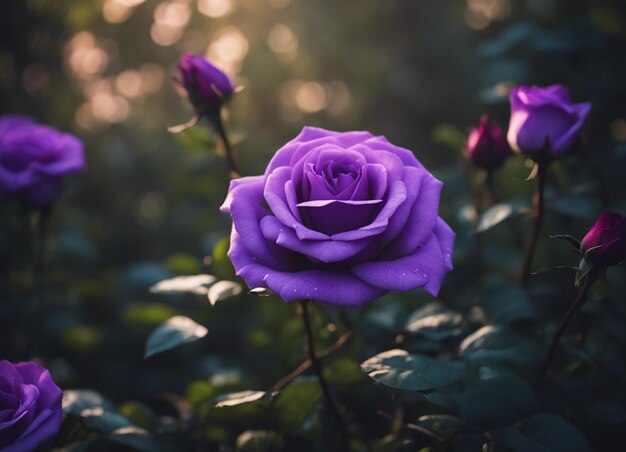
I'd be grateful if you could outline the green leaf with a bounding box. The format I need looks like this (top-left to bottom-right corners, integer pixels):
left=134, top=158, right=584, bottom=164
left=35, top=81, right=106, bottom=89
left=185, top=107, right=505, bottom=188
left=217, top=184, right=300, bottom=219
left=323, top=357, right=366, bottom=385
left=273, top=378, right=321, bottom=433
left=215, top=390, right=267, bottom=408
left=491, top=414, right=592, bottom=452
left=118, top=401, right=158, bottom=432
left=150, top=274, right=216, bottom=295
left=80, top=408, right=134, bottom=433
left=481, top=284, right=537, bottom=324
left=477, top=203, right=528, bottom=233
left=415, top=414, right=468, bottom=439
left=63, top=390, right=114, bottom=416
left=460, top=374, right=534, bottom=429
left=361, top=349, right=466, bottom=391
left=144, top=315, right=208, bottom=358
left=208, top=280, right=242, bottom=306
left=108, top=426, right=163, bottom=452
left=459, top=325, right=542, bottom=368
left=235, top=430, right=284, bottom=452
left=212, top=236, right=235, bottom=280
left=404, top=303, right=464, bottom=341
left=550, top=195, right=601, bottom=220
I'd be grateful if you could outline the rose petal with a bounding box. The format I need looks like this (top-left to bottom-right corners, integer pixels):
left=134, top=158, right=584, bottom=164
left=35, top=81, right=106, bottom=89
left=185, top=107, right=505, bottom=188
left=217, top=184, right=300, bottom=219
left=351, top=231, right=448, bottom=295
left=260, top=215, right=372, bottom=263
left=382, top=170, right=443, bottom=258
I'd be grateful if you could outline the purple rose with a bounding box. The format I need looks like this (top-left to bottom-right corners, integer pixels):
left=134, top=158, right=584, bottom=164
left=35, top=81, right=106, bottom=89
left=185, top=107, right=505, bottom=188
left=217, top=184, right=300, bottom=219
left=466, top=115, right=510, bottom=170
left=0, top=115, right=85, bottom=207
left=507, top=84, right=591, bottom=156
left=221, top=127, right=455, bottom=307
left=176, top=54, right=234, bottom=115
left=580, top=210, right=626, bottom=266
left=0, top=360, right=63, bottom=452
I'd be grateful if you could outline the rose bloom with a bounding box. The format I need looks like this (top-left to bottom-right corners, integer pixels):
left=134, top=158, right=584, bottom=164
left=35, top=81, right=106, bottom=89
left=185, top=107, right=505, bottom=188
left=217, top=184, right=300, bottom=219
left=0, top=116, right=85, bottom=207
left=507, top=84, right=591, bottom=157
left=580, top=210, right=626, bottom=266
left=0, top=360, right=63, bottom=452
left=221, top=127, right=455, bottom=307
left=176, top=54, right=234, bottom=115
left=466, top=115, right=510, bottom=170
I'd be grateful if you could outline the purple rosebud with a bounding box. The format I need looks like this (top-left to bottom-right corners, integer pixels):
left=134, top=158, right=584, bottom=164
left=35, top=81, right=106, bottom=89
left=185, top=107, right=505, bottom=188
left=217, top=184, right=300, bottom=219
left=0, top=115, right=85, bottom=207
left=0, top=360, right=63, bottom=452
left=507, top=84, right=591, bottom=157
left=221, top=127, right=455, bottom=307
left=580, top=210, right=626, bottom=266
left=176, top=54, right=234, bottom=115
left=466, top=115, right=510, bottom=170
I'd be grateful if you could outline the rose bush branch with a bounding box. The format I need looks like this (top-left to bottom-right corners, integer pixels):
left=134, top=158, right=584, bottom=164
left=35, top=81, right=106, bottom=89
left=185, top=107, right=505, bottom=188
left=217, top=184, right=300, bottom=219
left=299, top=301, right=350, bottom=446
left=518, top=155, right=547, bottom=285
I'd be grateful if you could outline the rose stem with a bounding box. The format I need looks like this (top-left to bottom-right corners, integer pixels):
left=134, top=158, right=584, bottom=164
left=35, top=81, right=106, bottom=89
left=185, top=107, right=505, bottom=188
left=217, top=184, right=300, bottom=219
left=485, top=170, right=497, bottom=207
left=518, top=157, right=547, bottom=286
left=208, top=110, right=240, bottom=179
left=31, top=208, right=49, bottom=357
left=540, top=273, right=594, bottom=376
left=299, top=300, right=349, bottom=446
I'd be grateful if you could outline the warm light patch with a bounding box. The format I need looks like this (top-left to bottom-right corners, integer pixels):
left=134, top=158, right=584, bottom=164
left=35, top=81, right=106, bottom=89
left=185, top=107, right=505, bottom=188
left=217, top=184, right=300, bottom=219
left=198, top=0, right=234, bottom=18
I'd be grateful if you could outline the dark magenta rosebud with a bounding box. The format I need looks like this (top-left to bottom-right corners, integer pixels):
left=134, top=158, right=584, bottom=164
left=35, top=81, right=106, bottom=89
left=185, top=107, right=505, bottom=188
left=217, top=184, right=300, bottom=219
left=580, top=210, right=626, bottom=266
left=176, top=54, right=234, bottom=115
left=0, top=115, right=85, bottom=207
left=507, top=84, right=591, bottom=157
left=466, top=115, right=510, bottom=170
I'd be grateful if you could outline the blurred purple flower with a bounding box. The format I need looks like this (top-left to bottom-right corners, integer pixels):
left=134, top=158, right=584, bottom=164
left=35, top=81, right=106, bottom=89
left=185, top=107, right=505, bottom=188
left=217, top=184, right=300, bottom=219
left=221, top=127, right=455, bottom=307
left=466, top=115, right=510, bottom=170
left=580, top=210, right=626, bottom=266
left=507, top=84, right=591, bottom=157
left=176, top=54, right=234, bottom=115
left=0, top=360, right=63, bottom=452
left=0, top=116, right=85, bottom=207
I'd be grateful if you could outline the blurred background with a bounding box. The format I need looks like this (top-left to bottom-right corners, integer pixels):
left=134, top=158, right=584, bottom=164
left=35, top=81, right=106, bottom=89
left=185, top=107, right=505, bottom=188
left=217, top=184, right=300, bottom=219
left=1, top=0, right=626, bottom=449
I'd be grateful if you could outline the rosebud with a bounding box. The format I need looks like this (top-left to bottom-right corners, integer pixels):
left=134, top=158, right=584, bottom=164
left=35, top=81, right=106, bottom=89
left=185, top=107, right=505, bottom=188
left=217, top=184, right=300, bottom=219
left=507, top=84, right=591, bottom=157
left=466, top=115, right=510, bottom=170
left=176, top=54, right=234, bottom=116
left=580, top=210, right=626, bottom=266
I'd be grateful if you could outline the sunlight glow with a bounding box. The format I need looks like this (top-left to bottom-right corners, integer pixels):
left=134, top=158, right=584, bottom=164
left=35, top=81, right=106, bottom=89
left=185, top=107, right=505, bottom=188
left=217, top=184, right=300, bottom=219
left=198, top=0, right=234, bottom=18
left=267, top=24, right=298, bottom=61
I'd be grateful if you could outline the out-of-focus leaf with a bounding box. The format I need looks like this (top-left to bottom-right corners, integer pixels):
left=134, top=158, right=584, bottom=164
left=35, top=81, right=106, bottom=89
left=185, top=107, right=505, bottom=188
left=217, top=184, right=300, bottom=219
left=415, top=415, right=468, bottom=439
left=249, top=287, right=274, bottom=296
left=144, top=315, right=208, bottom=358
left=423, top=386, right=462, bottom=411
left=208, top=280, right=242, bottom=306
left=119, top=401, right=158, bottom=433
left=404, top=303, right=464, bottom=341
left=215, top=390, right=267, bottom=408
left=150, top=274, right=216, bottom=295
left=431, top=124, right=466, bottom=152
left=550, top=196, right=601, bottom=220
left=460, top=374, right=534, bottom=429
left=80, top=407, right=133, bottom=433
left=491, top=414, right=592, bottom=452
left=477, top=203, right=528, bottom=233
left=123, top=303, right=178, bottom=329
left=273, top=378, right=320, bottom=433
left=361, top=349, right=466, bottom=391
left=164, top=253, right=202, bottom=274
left=235, top=430, right=284, bottom=452
left=63, top=390, right=114, bottom=416
left=212, top=236, right=235, bottom=280
left=481, top=284, right=537, bottom=324
left=108, top=426, right=163, bottom=452
left=62, top=326, right=102, bottom=352
left=323, top=357, right=366, bottom=385
left=459, top=325, right=542, bottom=368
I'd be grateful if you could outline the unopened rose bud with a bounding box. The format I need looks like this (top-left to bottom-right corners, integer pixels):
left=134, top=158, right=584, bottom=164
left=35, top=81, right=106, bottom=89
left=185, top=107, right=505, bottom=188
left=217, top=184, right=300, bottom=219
left=176, top=54, right=234, bottom=116
left=580, top=210, right=626, bottom=266
left=466, top=115, right=510, bottom=170
left=507, top=84, right=591, bottom=158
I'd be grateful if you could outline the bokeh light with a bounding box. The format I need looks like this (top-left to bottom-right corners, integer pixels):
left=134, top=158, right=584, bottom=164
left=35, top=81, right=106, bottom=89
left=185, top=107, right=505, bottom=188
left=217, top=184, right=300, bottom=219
left=197, top=0, right=234, bottom=18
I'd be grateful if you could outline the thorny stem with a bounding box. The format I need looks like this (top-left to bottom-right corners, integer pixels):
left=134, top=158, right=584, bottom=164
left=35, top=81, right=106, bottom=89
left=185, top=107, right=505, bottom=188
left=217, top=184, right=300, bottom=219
left=540, top=273, right=594, bottom=375
left=208, top=110, right=240, bottom=178
left=518, top=158, right=547, bottom=286
left=299, top=301, right=349, bottom=446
